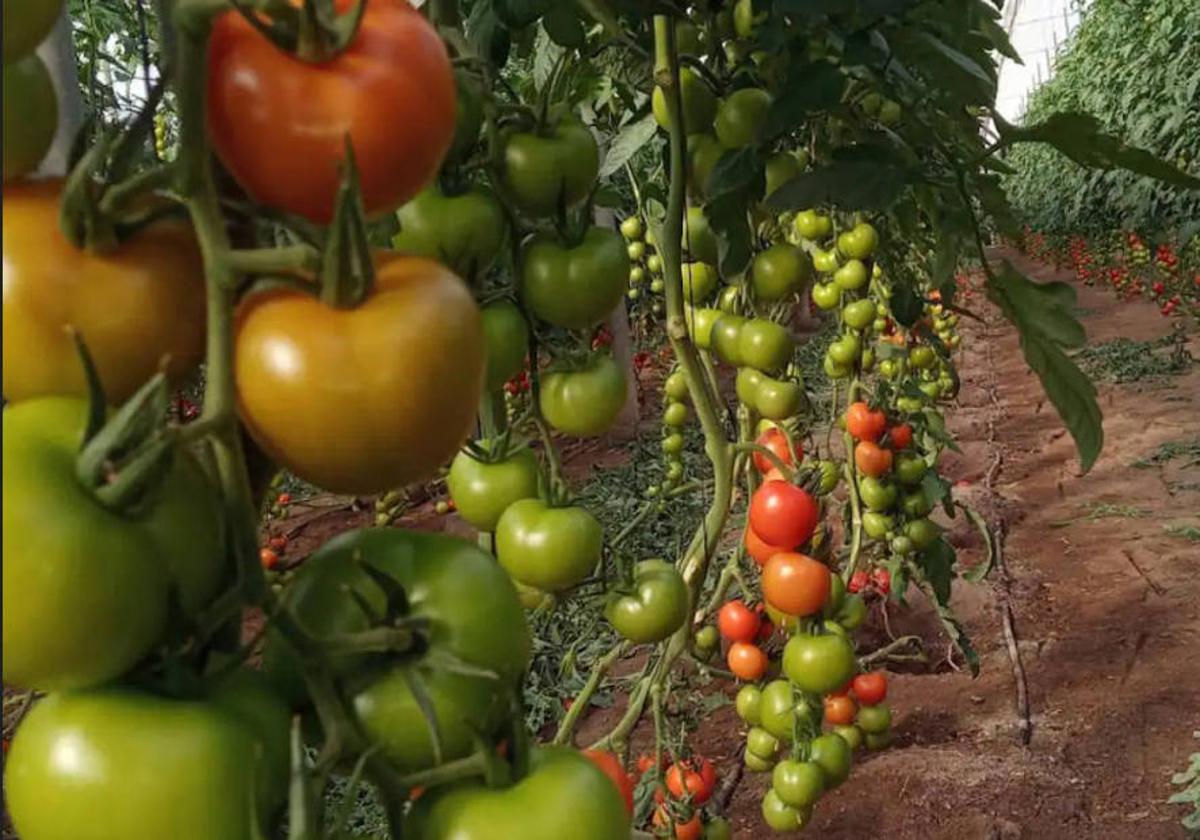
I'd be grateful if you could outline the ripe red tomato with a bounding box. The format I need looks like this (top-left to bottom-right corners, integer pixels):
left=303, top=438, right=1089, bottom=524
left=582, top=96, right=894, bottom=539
left=748, top=481, right=818, bottom=548
left=653, top=808, right=702, bottom=840
left=268, top=535, right=288, bottom=552
left=854, top=440, right=894, bottom=477
left=745, top=526, right=790, bottom=567
left=889, top=423, right=913, bottom=450
left=851, top=671, right=888, bottom=706
left=717, top=601, right=761, bottom=643
left=727, top=641, right=768, bottom=681
left=637, top=753, right=664, bottom=776
left=845, top=401, right=887, bottom=442
left=823, top=693, right=857, bottom=726
left=871, top=568, right=892, bottom=595
left=259, top=547, right=280, bottom=570
left=583, top=749, right=634, bottom=815
left=761, top=553, right=831, bottom=617
left=753, top=427, right=800, bottom=474
left=207, top=0, right=455, bottom=222
left=665, top=761, right=713, bottom=805
left=848, top=570, right=869, bottom=593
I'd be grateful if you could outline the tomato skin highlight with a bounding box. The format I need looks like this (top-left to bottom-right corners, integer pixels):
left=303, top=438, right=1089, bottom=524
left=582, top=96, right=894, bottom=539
left=235, top=255, right=483, bottom=495
left=207, top=0, right=455, bottom=222
left=6, top=680, right=289, bottom=840
left=3, top=180, right=207, bottom=404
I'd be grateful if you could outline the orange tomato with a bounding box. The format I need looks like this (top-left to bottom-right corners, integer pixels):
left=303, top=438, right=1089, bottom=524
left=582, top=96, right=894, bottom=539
left=727, top=641, right=768, bottom=681
left=207, top=0, right=456, bottom=222
left=845, top=401, right=887, bottom=442
left=745, top=526, right=791, bottom=567
left=823, top=693, right=857, bottom=725
left=854, top=440, right=894, bottom=477
left=761, top=552, right=831, bottom=617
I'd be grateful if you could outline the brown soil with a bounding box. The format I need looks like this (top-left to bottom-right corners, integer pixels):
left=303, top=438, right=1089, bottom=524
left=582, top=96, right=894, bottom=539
left=580, top=248, right=1200, bottom=840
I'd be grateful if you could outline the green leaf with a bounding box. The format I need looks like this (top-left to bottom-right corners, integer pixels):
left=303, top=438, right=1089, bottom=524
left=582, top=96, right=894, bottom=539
left=704, top=191, right=754, bottom=277
left=917, top=538, right=955, bottom=605
left=765, top=159, right=911, bottom=213
left=706, top=147, right=764, bottom=200
left=988, top=261, right=1103, bottom=473
left=763, top=63, right=845, bottom=139
left=890, top=283, right=923, bottom=327
left=599, top=114, right=657, bottom=178
left=995, top=112, right=1200, bottom=191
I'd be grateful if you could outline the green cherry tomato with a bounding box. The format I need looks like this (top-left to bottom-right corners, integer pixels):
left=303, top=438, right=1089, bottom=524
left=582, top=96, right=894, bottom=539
left=711, top=314, right=746, bottom=366
left=823, top=353, right=851, bottom=380
left=909, top=345, right=936, bottom=369
left=687, top=133, right=724, bottom=198
left=811, top=282, right=841, bottom=311
left=765, top=152, right=800, bottom=198
left=817, top=459, right=841, bottom=494
left=833, top=259, right=869, bottom=291
left=3, top=398, right=226, bottom=691
left=891, top=535, right=915, bottom=556
left=879, top=358, right=898, bottom=379
left=739, top=319, right=794, bottom=374
left=502, top=117, right=599, bottom=217
left=447, top=444, right=540, bottom=532
left=812, top=248, right=840, bottom=273
left=683, top=206, right=719, bottom=264
left=771, top=759, right=825, bottom=809
left=836, top=223, right=879, bottom=260
left=827, top=333, right=862, bottom=366
left=858, top=476, right=898, bottom=512
left=3, top=53, right=58, bottom=181
left=906, top=518, right=941, bottom=550
left=685, top=306, right=721, bottom=349
left=782, top=633, right=857, bottom=695
left=736, top=684, right=763, bottom=725
left=705, top=816, right=734, bottom=840
left=810, top=732, right=853, bottom=787
left=842, top=299, right=877, bottom=330
left=620, top=216, right=643, bottom=240
left=606, top=560, right=688, bottom=644
left=902, top=488, right=933, bottom=517
left=834, top=723, right=864, bottom=750
left=793, top=210, right=831, bottom=242
left=521, top=228, right=629, bottom=330
left=879, top=100, right=902, bottom=125
left=856, top=703, right=892, bottom=734
left=761, top=789, right=811, bottom=833
left=496, top=499, right=602, bottom=592
left=665, top=459, right=684, bottom=482
left=862, top=511, right=895, bottom=540
left=647, top=253, right=663, bottom=273
left=6, top=681, right=289, bottom=840
left=653, top=67, right=718, bottom=134
left=897, top=396, right=924, bottom=414
left=664, top=370, right=690, bottom=401
left=663, top=401, right=689, bottom=427
left=759, top=679, right=803, bottom=740
left=662, top=433, right=685, bottom=455
left=715, top=87, right=772, bottom=149
left=393, top=185, right=507, bottom=281
left=695, top=625, right=719, bottom=651
left=627, top=241, right=646, bottom=261
left=540, top=355, right=627, bottom=437
left=751, top=243, right=810, bottom=302
left=406, top=746, right=630, bottom=840
left=755, top=374, right=801, bottom=421
left=681, top=262, right=719, bottom=304
left=480, top=301, right=529, bottom=391
left=746, top=726, right=781, bottom=760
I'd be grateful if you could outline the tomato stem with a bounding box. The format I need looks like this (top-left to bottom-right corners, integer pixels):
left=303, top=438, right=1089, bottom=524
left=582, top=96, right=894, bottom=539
left=552, top=643, right=626, bottom=746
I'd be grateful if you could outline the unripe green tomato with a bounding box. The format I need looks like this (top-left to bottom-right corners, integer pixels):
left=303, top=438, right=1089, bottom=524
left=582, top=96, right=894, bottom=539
left=620, top=216, right=643, bottom=240
left=652, top=301, right=664, bottom=316
left=739, top=319, right=795, bottom=374
left=909, top=346, right=936, bottom=369
left=858, top=92, right=882, bottom=115
left=746, top=726, right=781, bottom=760
left=866, top=730, right=894, bottom=750
left=755, top=375, right=801, bottom=421
left=905, top=517, right=941, bottom=550
left=751, top=243, right=810, bottom=302
left=771, top=759, right=825, bottom=809
left=647, top=254, right=663, bottom=274
left=837, top=223, right=878, bottom=260
left=765, top=152, right=801, bottom=199
left=879, top=100, right=902, bottom=125
left=856, top=703, right=892, bottom=734
left=862, top=511, right=894, bottom=540
left=650, top=279, right=664, bottom=294
left=652, top=67, right=718, bottom=135
left=663, top=401, right=689, bottom=427
left=873, top=263, right=883, bottom=279
left=681, top=262, right=719, bottom=304
left=744, top=747, right=774, bottom=773
left=890, top=535, right=914, bottom=555
left=664, top=370, right=689, bottom=401
left=817, top=460, right=840, bottom=494
left=716, top=284, right=739, bottom=313
left=733, top=0, right=767, bottom=38
left=879, top=359, right=898, bottom=379
left=711, top=314, right=747, bottom=366
left=873, top=317, right=887, bottom=333
left=630, top=266, right=645, bottom=284
left=902, top=488, right=933, bottom=517
left=861, top=348, right=875, bottom=371
left=627, top=242, right=646, bottom=262
left=896, top=396, right=924, bottom=413
left=948, top=334, right=962, bottom=349
left=665, top=460, right=684, bottom=482
left=833, top=259, right=869, bottom=291
left=895, top=453, right=927, bottom=485
left=823, top=354, right=851, bottom=380
left=662, top=433, right=685, bottom=456
left=842, top=299, right=876, bottom=330
left=735, top=367, right=764, bottom=406
left=644, top=484, right=660, bottom=498
left=683, top=206, right=719, bottom=264
left=827, top=333, right=862, bottom=366
left=836, top=593, right=866, bottom=630
left=686, top=306, right=721, bottom=350
left=715, top=87, right=772, bottom=149
left=627, top=289, right=640, bottom=300
left=695, top=624, right=719, bottom=651
left=812, top=249, right=840, bottom=274
left=833, top=724, right=864, bottom=751
left=761, top=789, right=812, bottom=833
left=687, top=133, right=724, bottom=198
left=811, top=282, right=841, bottom=311
left=736, top=684, right=763, bottom=725
left=918, top=380, right=942, bottom=399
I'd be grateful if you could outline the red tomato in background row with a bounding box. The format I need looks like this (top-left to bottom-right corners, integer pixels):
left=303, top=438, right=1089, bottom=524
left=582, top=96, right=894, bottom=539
left=753, top=427, right=800, bottom=474
left=717, top=601, right=760, bottom=643
left=582, top=749, right=634, bottom=815
left=207, top=0, right=456, bottom=223
left=748, top=481, right=818, bottom=548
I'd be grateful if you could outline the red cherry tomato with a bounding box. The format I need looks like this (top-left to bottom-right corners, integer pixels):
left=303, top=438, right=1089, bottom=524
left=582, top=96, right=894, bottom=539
left=871, top=568, right=891, bottom=595
left=851, top=671, right=888, bottom=706
left=717, top=601, right=761, bottom=643
left=848, top=570, right=869, bottom=593
left=889, top=423, right=913, bottom=450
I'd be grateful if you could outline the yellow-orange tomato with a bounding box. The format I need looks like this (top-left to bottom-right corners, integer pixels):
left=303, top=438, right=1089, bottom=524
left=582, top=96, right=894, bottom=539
left=762, top=552, right=831, bottom=617
left=234, top=255, right=483, bottom=495
left=2, top=180, right=206, bottom=404
left=206, top=0, right=456, bottom=223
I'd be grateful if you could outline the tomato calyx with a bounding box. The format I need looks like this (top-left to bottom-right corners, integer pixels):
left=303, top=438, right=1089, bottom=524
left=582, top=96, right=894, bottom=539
left=318, top=143, right=377, bottom=309
left=226, top=0, right=367, bottom=63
